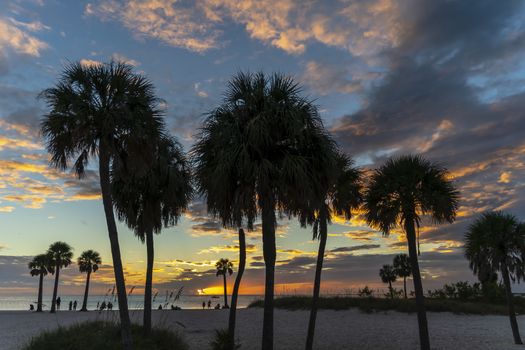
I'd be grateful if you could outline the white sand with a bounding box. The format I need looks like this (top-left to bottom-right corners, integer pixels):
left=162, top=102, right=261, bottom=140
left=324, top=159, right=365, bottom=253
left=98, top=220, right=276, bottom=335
left=2, top=308, right=524, bottom=349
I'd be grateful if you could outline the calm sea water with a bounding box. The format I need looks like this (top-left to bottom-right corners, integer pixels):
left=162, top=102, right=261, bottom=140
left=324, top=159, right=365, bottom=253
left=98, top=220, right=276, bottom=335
left=0, top=294, right=262, bottom=311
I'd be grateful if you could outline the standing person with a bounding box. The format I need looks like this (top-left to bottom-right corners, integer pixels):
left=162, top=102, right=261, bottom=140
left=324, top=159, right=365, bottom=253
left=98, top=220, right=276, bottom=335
left=108, top=302, right=113, bottom=310
left=73, top=300, right=77, bottom=310
left=207, top=300, right=211, bottom=309
left=68, top=301, right=72, bottom=310
left=202, top=301, right=205, bottom=309
left=56, top=297, right=61, bottom=310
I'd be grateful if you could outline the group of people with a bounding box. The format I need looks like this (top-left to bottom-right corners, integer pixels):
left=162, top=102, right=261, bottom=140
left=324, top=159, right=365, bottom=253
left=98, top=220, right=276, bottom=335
left=201, top=300, right=227, bottom=310
left=30, top=296, right=68, bottom=311
left=96, top=301, right=113, bottom=311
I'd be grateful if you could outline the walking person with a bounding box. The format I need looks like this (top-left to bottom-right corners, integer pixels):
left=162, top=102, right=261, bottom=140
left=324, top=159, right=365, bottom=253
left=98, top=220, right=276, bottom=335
left=68, top=301, right=72, bottom=311
left=73, top=300, right=77, bottom=310
left=202, top=301, right=205, bottom=309
left=56, top=297, right=61, bottom=310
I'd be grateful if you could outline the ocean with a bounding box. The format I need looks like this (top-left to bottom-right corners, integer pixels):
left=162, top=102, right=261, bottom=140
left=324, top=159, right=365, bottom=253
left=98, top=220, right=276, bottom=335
left=0, top=294, right=262, bottom=311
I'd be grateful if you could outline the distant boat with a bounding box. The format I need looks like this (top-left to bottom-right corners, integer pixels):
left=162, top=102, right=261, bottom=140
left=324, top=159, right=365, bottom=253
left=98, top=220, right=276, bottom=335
left=211, top=296, right=220, bottom=299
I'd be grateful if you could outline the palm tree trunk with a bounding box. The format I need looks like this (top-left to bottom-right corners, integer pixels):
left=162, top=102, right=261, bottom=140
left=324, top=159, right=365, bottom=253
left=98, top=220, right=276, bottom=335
left=229, top=228, right=246, bottom=344
left=50, top=265, right=59, bottom=313
left=223, top=273, right=228, bottom=307
left=37, top=273, right=44, bottom=312
left=502, top=262, right=523, bottom=344
left=80, top=270, right=91, bottom=311
left=405, top=219, right=430, bottom=350
left=261, top=198, right=276, bottom=350
left=403, top=277, right=407, bottom=299
left=99, top=142, right=133, bottom=350
left=144, top=230, right=154, bottom=334
left=305, top=208, right=328, bottom=350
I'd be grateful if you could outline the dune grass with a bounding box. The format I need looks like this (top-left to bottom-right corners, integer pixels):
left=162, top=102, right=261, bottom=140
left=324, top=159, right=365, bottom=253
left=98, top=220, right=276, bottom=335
left=23, top=321, right=188, bottom=350
left=248, top=296, right=525, bottom=315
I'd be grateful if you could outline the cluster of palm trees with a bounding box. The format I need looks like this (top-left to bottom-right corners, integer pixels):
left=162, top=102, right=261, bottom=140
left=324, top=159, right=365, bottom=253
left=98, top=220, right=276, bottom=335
left=28, top=242, right=101, bottom=313
left=379, top=253, right=412, bottom=299
left=40, top=60, right=464, bottom=350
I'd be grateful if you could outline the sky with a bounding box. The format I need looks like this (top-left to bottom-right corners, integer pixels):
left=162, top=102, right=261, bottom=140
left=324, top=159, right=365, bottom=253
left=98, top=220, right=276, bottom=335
left=0, top=0, right=525, bottom=297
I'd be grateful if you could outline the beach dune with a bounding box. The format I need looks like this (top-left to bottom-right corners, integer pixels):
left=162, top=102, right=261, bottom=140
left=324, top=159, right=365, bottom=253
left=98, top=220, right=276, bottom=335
left=2, top=309, right=523, bottom=350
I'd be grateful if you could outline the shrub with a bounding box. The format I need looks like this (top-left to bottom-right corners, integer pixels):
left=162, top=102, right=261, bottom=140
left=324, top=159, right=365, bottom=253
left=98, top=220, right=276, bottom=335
left=23, top=321, right=188, bottom=350
left=210, top=329, right=240, bottom=350
left=357, top=286, right=374, bottom=297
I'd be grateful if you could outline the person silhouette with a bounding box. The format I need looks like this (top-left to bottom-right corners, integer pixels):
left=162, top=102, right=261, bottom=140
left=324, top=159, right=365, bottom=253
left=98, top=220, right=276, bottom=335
left=68, top=301, right=72, bottom=310
left=56, top=297, right=61, bottom=310
left=202, top=301, right=206, bottom=309
left=100, top=301, right=106, bottom=311
left=158, top=304, right=162, bottom=310
left=214, top=303, right=220, bottom=309
left=96, top=301, right=100, bottom=309
left=207, top=300, right=211, bottom=309
left=29, top=304, right=34, bottom=311
left=108, top=302, right=113, bottom=310
left=73, top=300, right=77, bottom=310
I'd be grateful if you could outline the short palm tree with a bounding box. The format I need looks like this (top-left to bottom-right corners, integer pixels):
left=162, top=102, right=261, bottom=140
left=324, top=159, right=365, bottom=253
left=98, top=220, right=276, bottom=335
left=465, top=211, right=525, bottom=344
left=363, top=155, right=459, bottom=350
left=192, top=71, right=336, bottom=350
left=379, top=264, right=397, bottom=298
left=28, top=254, right=54, bottom=312
left=77, top=250, right=101, bottom=312
left=393, top=253, right=411, bottom=299
left=47, top=241, right=73, bottom=313
left=303, top=153, right=362, bottom=350
left=216, top=258, right=234, bottom=308
left=112, top=135, right=192, bottom=334
left=40, top=61, right=165, bottom=349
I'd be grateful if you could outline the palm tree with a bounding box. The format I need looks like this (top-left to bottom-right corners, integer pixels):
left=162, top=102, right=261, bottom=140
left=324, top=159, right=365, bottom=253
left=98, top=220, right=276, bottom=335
left=40, top=61, right=165, bottom=349
left=379, top=264, right=397, bottom=298
left=77, top=250, right=101, bottom=312
left=47, top=241, right=73, bottom=313
left=229, top=229, right=246, bottom=344
left=216, top=258, right=234, bottom=308
left=28, top=254, right=54, bottom=312
left=303, top=153, right=362, bottom=350
left=112, top=135, right=192, bottom=334
left=363, top=155, right=459, bottom=350
left=393, top=253, right=411, bottom=299
left=192, top=71, right=336, bottom=350
left=465, top=211, right=525, bottom=344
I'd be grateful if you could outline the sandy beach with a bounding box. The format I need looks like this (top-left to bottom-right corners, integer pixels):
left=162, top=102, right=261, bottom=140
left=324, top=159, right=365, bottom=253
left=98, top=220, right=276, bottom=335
left=2, top=308, right=524, bottom=350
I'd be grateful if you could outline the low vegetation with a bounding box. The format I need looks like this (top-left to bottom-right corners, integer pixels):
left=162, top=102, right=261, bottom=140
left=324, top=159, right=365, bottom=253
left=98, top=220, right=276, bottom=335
left=248, top=294, right=525, bottom=315
left=23, top=321, right=188, bottom=350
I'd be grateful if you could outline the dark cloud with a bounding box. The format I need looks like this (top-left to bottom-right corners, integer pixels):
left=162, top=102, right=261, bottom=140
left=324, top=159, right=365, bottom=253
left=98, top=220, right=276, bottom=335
left=330, top=244, right=380, bottom=253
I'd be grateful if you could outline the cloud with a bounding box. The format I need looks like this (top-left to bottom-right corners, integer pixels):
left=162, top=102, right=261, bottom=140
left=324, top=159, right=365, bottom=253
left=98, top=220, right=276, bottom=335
left=80, top=59, right=103, bottom=67
left=0, top=17, right=48, bottom=57
left=111, top=53, right=140, bottom=66
left=330, top=244, right=381, bottom=253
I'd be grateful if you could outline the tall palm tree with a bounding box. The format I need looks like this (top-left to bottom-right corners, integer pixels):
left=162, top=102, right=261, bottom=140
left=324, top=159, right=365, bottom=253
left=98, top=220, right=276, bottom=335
left=363, top=155, right=459, bottom=350
left=379, top=264, right=397, bottom=298
left=465, top=211, right=525, bottom=344
left=47, top=241, right=73, bottom=313
left=40, top=61, right=165, bottom=349
left=229, top=229, right=246, bottom=344
left=28, top=254, right=54, bottom=312
left=192, top=71, right=336, bottom=350
left=77, top=250, right=101, bottom=312
left=112, top=135, right=192, bottom=334
left=393, top=253, right=411, bottom=299
left=303, top=153, right=362, bottom=350
left=216, top=258, right=233, bottom=308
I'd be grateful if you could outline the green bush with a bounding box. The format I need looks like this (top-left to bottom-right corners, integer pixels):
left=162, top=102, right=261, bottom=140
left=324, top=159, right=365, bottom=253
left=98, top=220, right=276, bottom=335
left=210, top=329, right=241, bottom=350
left=23, top=321, right=188, bottom=350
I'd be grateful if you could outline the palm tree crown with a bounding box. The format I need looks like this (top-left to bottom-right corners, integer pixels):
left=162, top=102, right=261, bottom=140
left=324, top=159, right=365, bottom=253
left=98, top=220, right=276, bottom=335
left=379, top=264, right=397, bottom=284
left=112, top=135, right=192, bottom=239
left=394, top=254, right=411, bottom=278
left=192, top=71, right=337, bottom=228
left=29, top=254, right=54, bottom=277
left=78, top=250, right=101, bottom=274
left=47, top=242, right=73, bottom=269
left=216, top=258, right=234, bottom=277
left=364, top=155, right=459, bottom=235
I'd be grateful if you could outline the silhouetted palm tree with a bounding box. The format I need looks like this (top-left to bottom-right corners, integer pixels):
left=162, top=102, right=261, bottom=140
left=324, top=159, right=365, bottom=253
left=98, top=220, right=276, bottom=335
left=364, top=155, right=459, bottom=350
left=393, top=253, right=411, bottom=299
left=379, top=264, right=397, bottom=298
left=40, top=61, right=165, bottom=349
left=192, top=71, right=336, bottom=350
left=47, top=241, right=73, bottom=313
left=229, top=228, right=246, bottom=344
left=465, top=211, right=525, bottom=345
left=216, top=258, right=233, bottom=308
left=112, top=135, right=192, bottom=334
left=28, top=254, right=54, bottom=312
left=77, top=250, right=101, bottom=312
left=303, top=153, right=362, bottom=350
